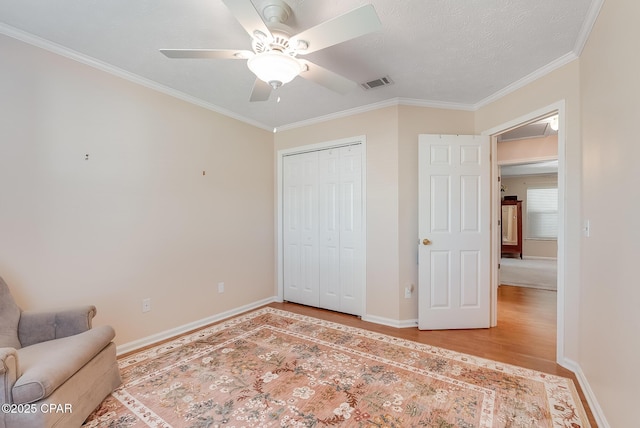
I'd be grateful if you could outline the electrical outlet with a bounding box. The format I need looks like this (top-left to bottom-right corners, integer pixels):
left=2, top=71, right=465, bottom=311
left=142, top=298, right=151, bottom=313
left=217, top=282, right=225, bottom=293
left=404, top=284, right=414, bottom=299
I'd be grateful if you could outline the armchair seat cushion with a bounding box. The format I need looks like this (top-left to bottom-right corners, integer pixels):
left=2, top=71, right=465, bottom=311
left=12, top=325, right=115, bottom=404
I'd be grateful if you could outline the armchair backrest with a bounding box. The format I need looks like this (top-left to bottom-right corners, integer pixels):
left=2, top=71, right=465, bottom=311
left=0, top=276, right=22, bottom=349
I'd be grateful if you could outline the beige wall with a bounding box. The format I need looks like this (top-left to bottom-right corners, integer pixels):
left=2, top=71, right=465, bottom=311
left=501, top=175, right=558, bottom=259
left=579, top=0, right=640, bottom=425
left=0, top=35, right=275, bottom=346
left=475, top=60, right=582, bottom=362
left=275, top=106, right=402, bottom=321
left=275, top=105, right=474, bottom=322
left=497, top=134, right=558, bottom=163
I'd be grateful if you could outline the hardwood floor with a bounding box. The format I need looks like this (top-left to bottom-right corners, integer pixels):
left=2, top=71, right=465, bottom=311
left=269, top=285, right=597, bottom=427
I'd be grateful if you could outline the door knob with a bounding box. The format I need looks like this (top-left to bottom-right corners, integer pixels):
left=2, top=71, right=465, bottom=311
left=422, top=238, right=431, bottom=245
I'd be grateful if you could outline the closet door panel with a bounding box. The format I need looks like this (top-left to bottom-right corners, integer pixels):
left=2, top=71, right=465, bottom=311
left=283, top=152, right=319, bottom=307
left=284, top=144, right=363, bottom=316
left=338, top=145, right=363, bottom=315
left=319, top=149, right=341, bottom=311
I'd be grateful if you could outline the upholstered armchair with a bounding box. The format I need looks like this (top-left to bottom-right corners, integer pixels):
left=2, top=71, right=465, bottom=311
left=0, top=276, right=121, bottom=428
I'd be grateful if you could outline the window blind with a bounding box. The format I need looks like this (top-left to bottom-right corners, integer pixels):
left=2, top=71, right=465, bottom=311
left=526, top=187, right=558, bottom=239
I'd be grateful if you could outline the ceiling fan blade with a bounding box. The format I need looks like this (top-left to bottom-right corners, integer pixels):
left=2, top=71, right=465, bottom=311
left=291, top=4, right=382, bottom=54
left=249, top=79, right=272, bottom=102
left=160, top=49, right=253, bottom=59
left=299, top=60, right=357, bottom=95
left=221, top=0, right=272, bottom=40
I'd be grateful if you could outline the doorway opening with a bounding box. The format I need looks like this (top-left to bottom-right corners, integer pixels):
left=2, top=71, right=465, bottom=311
left=485, top=101, right=566, bottom=363
left=499, top=162, right=558, bottom=291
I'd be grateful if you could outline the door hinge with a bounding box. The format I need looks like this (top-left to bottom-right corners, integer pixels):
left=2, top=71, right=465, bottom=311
left=498, top=176, right=501, bottom=182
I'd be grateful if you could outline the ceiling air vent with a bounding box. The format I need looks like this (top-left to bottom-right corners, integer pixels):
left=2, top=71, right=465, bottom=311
left=360, top=76, right=394, bottom=90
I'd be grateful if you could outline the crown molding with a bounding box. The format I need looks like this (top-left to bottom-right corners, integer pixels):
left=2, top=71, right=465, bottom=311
left=473, top=0, right=603, bottom=110
left=3, top=5, right=600, bottom=133
left=573, top=0, right=605, bottom=56
left=277, top=97, right=475, bottom=132
left=396, top=97, right=475, bottom=111
left=473, top=51, right=579, bottom=109
left=276, top=98, right=398, bottom=132
left=0, top=23, right=272, bottom=132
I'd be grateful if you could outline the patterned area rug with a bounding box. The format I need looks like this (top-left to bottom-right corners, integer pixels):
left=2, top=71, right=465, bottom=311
left=84, top=308, right=589, bottom=427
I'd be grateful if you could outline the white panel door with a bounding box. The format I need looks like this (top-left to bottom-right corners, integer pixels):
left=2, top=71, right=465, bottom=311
left=337, top=145, right=363, bottom=316
left=283, top=151, right=319, bottom=307
left=318, top=148, right=341, bottom=311
left=418, top=134, right=490, bottom=329
left=284, top=144, right=363, bottom=316
left=318, top=145, right=363, bottom=315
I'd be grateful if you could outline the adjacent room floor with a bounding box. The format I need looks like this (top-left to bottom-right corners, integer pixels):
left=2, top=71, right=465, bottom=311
left=500, top=257, right=557, bottom=290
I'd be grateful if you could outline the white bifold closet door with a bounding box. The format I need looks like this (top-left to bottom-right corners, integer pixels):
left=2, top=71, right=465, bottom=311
left=283, top=144, right=363, bottom=316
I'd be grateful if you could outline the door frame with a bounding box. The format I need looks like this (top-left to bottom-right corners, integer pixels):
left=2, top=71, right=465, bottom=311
left=482, top=100, right=566, bottom=363
left=276, top=135, right=367, bottom=316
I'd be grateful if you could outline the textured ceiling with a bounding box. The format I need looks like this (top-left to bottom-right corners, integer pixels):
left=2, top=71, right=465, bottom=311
left=0, top=0, right=599, bottom=129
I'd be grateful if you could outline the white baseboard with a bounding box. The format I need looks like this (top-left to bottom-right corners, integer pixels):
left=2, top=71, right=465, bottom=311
left=522, top=256, right=557, bottom=260
left=361, top=314, right=418, bottom=329
left=116, top=296, right=277, bottom=356
left=116, top=300, right=606, bottom=427
left=561, top=357, right=610, bottom=428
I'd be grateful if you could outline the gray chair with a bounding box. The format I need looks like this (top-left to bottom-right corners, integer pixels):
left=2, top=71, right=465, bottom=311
left=0, top=276, right=121, bottom=427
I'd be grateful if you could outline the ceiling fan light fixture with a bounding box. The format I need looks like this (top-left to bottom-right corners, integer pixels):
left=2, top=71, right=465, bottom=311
left=247, top=51, right=304, bottom=89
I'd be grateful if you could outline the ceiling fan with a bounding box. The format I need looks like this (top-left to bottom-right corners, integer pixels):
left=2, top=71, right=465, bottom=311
left=160, top=0, right=382, bottom=101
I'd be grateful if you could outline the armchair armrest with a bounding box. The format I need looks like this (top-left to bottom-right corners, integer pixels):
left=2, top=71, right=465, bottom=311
left=1, top=347, right=19, bottom=403
left=18, top=306, right=96, bottom=347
